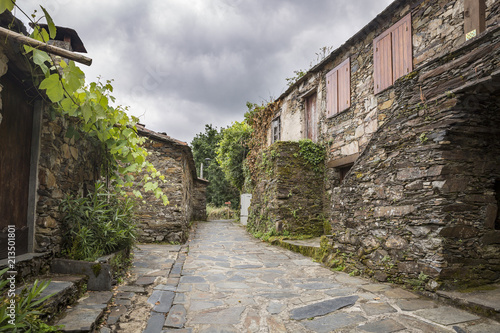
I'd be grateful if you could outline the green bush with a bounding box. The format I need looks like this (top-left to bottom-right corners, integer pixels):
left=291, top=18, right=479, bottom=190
left=0, top=268, right=61, bottom=332
left=60, top=183, right=136, bottom=261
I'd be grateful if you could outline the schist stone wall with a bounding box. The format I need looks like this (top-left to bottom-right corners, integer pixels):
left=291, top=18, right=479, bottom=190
left=134, top=127, right=207, bottom=244
left=36, top=112, right=101, bottom=253
left=248, top=142, right=324, bottom=236
left=254, top=0, right=500, bottom=290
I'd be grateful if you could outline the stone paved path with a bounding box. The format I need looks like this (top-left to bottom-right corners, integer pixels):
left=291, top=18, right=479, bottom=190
left=102, top=220, right=500, bottom=332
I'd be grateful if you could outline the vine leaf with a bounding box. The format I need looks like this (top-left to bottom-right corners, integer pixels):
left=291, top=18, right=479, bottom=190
left=40, top=5, right=56, bottom=39
left=32, top=49, right=51, bottom=74
left=39, top=73, right=64, bottom=102
left=0, top=0, right=15, bottom=14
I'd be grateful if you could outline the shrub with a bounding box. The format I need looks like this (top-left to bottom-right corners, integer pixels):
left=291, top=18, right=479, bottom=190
left=59, top=182, right=136, bottom=261
left=206, top=205, right=237, bottom=220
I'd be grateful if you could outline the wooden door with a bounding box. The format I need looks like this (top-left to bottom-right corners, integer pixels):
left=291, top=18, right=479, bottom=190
left=0, top=74, right=33, bottom=259
left=305, top=93, right=317, bottom=141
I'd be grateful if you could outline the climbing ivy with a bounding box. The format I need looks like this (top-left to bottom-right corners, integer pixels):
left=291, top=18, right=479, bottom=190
left=2, top=2, right=168, bottom=204
left=297, top=139, right=326, bottom=173
left=244, top=100, right=281, bottom=185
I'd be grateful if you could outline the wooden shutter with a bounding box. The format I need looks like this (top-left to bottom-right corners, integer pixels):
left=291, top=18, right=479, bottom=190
left=326, top=58, right=350, bottom=117
left=392, top=13, right=412, bottom=82
left=326, top=69, right=338, bottom=116
left=305, top=93, right=317, bottom=141
left=374, top=13, right=412, bottom=94
left=374, top=33, right=393, bottom=94
left=337, top=59, right=350, bottom=112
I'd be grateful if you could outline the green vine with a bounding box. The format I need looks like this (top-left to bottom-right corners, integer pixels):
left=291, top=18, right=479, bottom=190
left=1, top=2, right=168, bottom=204
left=297, top=139, right=326, bottom=173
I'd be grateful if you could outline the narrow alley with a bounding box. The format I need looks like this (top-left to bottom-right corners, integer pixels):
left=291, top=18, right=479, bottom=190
left=101, top=221, right=500, bottom=333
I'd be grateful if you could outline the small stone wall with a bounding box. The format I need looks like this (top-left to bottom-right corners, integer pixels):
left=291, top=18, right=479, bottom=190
left=248, top=141, right=324, bottom=236
left=36, top=112, right=101, bottom=253
left=134, top=128, right=207, bottom=243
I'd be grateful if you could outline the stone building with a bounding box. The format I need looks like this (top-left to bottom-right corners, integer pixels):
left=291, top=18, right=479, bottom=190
left=250, top=0, right=500, bottom=290
left=134, top=125, right=207, bottom=243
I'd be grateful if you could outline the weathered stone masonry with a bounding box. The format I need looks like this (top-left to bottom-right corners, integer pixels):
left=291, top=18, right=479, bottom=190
left=251, top=0, right=500, bottom=290
left=134, top=126, right=207, bottom=244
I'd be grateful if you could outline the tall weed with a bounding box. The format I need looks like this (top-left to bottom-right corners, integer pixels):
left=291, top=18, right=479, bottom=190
left=60, top=183, right=136, bottom=261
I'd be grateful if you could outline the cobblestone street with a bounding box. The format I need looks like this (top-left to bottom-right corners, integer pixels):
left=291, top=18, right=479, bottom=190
left=103, top=220, right=500, bottom=332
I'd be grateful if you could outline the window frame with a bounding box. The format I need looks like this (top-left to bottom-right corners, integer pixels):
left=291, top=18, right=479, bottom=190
left=373, top=13, right=412, bottom=94
left=326, top=58, right=351, bottom=118
left=271, top=116, right=281, bottom=144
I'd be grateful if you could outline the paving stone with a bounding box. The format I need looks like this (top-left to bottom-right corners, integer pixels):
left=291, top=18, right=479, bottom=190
left=147, top=290, right=175, bottom=313
left=384, top=288, right=419, bottom=299
left=115, top=291, right=134, bottom=299
left=462, top=321, right=500, bottom=333
left=296, top=282, right=341, bottom=290
left=233, top=264, right=262, bottom=269
left=173, top=292, right=186, bottom=304
left=190, top=300, right=224, bottom=311
left=215, top=282, right=250, bottom=289
left=398, top=315, right=450, bottom=333
left=302, top=312, right=366, bottom=333
left=267, top=301, right=285, bottom=314
left=99, top=327, right=111, bottom=333
left=190, top=306, right=245, bottom=325
left=105, top=305, right=126, bottom=325
left=334, top=273, right=369, bottom=285
left=360, top=284, right=392, bottom=293
left=197, top=326, right=238, bottom=333
left=165, top=304, right=187, bottom=328
left=396, top=299, right=437, bottom=311
left=114, top=298, right=131, bottom=306
left=258, top=292, right=299, bottom=299
left=162, top=329, right=192, bottom=333
left=415, top=306, right=480, bottom=325
left=361, top=302, right=398, bottom=316
left=146, top=269, right=170, bottom=276
left=291, top=259, right=318, bottom=266
left=155, top=284, right=177, bottom=291
left=325, top=287, right=357, bottom=297
left=79, top=291, right=113, bottom=305
left=358, top=318, right=406, bottom=332
left=117, top=285, right=145, bottom=293
left=227, top=275, right=246, bottom=282
left=180, top=276, right=206, bottom=283
left=144, top=311, right=165, bottom=333
left=135, top=276, right=157, bottom=286
left=289, top=295, right=359, bottom=320
left=57, top=307, right=104, bottom=332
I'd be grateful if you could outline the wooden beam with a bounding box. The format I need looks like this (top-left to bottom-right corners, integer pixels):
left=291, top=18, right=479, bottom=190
left=464, top=0, right=486, bottom=41
left=0, top=26, right=92, bottom=66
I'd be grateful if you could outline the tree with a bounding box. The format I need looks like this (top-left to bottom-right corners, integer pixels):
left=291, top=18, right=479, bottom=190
left=191, top=125, right=239, bottom=208
left=216, top=121, right=251, bottom=192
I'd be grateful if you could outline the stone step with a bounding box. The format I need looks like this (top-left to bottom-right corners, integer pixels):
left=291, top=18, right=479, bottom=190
left=274, top=237, right=323, bottom=259
left=16, top=274, right=87, bottom=323
left=436, top=284, right=500, bottom=321
left=55, top=290, right=113, bottom=333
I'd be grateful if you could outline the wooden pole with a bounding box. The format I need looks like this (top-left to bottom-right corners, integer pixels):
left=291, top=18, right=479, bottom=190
left=0, top=26, right=92, bottom=66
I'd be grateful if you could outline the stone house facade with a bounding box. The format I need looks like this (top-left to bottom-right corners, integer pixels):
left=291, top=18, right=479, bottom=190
left=251, top=0, right=500, bottom=289
left=134, top=125, right=207, bottom=244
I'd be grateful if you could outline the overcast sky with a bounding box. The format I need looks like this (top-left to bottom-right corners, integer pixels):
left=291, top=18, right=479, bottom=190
left=17, top=0, right=393, bottom=143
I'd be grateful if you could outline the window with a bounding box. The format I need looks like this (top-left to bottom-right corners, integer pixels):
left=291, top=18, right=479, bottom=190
left=339, top=163, right=353, bottom=183
left=326, top=58, right=350, bottom=117
left=373, top=13, right=412, bottom=94
left=464, top=0, right=486, bottom=41
left=271, top=116, right=281, bottom=144
left=305, top=93, right=317, bottom=141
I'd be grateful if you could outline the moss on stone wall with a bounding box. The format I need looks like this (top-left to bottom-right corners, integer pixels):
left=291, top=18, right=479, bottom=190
left=248, top=141, right=325, bottom=237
